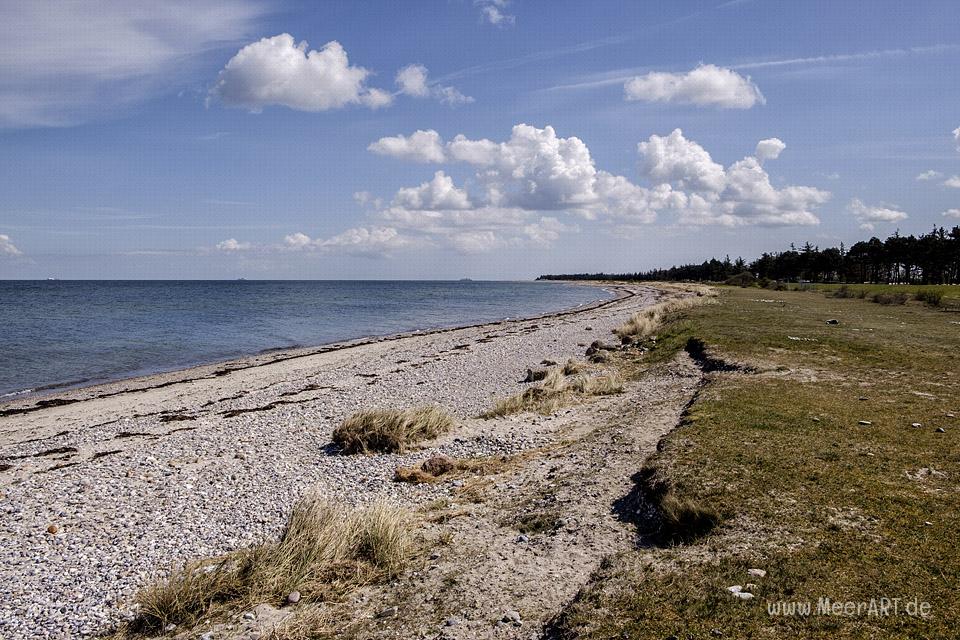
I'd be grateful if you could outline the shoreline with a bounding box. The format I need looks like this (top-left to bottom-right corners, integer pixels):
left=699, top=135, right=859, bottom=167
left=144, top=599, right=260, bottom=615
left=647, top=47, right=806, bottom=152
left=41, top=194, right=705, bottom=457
left=0, top=282, right=663, bottom=637
left=0, top=282, right=626, bottom=414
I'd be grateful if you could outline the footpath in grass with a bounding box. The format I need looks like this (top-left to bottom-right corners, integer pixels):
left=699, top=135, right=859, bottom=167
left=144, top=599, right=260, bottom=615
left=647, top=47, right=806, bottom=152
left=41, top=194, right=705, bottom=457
left=554, top=286, right=959, bottom=639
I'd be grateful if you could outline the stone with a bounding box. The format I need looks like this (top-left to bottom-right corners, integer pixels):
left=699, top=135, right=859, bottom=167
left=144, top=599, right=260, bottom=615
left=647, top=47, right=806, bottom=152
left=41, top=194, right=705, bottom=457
left=747, top=568, right=766, bottom=578
left=200, top=633, right=215, bottom=640
left=286, top=591, right=301, bottom=604
left=502, top=610, right=522, bottom=625
left=826, top=319, right=840, bottom=325
left=243, top=611, right=256, bottom=620
left=445, top=617, right=460, bottom=626
left=733, top=591, right=755, bottom=600
left=726, top=585, right=743, bottom=593
left=911, top=423, right=922, bottom=428
left=935, top=427, right=946, bottom=433
left=163, top=623, right=177, bottom=632
left=811, top=417, right=821, bottom=422
left=947, top=413, right=956, bottom=418
left=377, top=606, right=398, bottom=619
left=46, top=524, right=59, bottom=535
left=516, top=534, right=529, bottom=543
left=858, top=420, right=872, bottom=425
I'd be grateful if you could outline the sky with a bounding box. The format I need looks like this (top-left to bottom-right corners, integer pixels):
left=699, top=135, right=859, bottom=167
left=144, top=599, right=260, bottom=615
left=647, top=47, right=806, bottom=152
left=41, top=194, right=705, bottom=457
left=1, top=0, right=959, bottom=280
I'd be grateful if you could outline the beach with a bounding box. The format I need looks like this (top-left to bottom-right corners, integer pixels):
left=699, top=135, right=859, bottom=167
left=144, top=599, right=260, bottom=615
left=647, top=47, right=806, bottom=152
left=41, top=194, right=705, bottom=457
left=0, top=283, right=704, bottom=638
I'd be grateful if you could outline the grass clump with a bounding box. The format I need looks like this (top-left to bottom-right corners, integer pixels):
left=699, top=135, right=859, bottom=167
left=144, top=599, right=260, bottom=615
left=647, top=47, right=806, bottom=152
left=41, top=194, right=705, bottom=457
left=481, top=366, right=623, bottom=418
left=870, top=291, right=909, bottom=305
left=913, top=288, right=943, bottom=306
left=333, top=405, right=454, bottom=454
left=123, top=497, right=413, bottom=636
left=395, top=453, right=523, bottom=484
left=614, top=293, right=712, bottom=341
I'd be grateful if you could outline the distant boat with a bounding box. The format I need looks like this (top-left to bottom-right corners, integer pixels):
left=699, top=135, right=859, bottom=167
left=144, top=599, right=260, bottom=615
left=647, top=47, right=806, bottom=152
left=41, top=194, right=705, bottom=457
left=459, top=278, right=474, bottom=282
left=46, top=277, right=57, bottom=281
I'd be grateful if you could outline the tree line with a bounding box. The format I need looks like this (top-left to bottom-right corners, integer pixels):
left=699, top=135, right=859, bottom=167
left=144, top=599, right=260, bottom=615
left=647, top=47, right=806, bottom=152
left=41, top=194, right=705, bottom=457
left=538, top=226, right=960, bottom=285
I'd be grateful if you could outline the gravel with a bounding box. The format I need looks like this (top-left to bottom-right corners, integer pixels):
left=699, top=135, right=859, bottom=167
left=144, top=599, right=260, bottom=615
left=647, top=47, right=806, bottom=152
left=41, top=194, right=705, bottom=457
left=0, top=285, right=657, bottom=638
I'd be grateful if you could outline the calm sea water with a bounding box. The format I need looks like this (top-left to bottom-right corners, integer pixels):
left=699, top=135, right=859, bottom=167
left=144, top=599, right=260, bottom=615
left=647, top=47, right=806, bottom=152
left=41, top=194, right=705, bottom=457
left=0, top=280, right=612, bottom=398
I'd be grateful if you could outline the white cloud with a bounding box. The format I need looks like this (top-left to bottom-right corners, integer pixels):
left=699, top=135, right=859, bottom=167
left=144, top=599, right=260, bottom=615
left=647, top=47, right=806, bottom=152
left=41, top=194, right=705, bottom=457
left=451, top=231, right=502, bottom=253
left=0, top=0, right=263, bottom=128
left=393, top=171, right=472, bottom=210
left=639, top=129, right=727, bottom=193
left=953, top=126, right=960, bottom=150
left=367, top=124, right=827, bottom=236
left=847, top=199, right=908, bottom=229
left=476, top=0, right=516, bottom=26
left=368, top=130, right=446, bottom=163
left=283, top=232, right=312, bottom=248
left=916, top=170, right=942, bottom=180
left=624, top=64, right=764, bottom=109
left=210, top=34, right=392, bottom=112
left=394, top=64, right=473, bottom=106
left=944, top=176, right=960, bottom=188
left=943, top=208, right=960, bottom=219
left=283, top=228, right=408, bottom=257
left=0, top=234, right=23, bottom=256
left=637, top=128, right=828, bottom=227
left=216, top=238, right=251, bottom=251
left=755, top=138, right=786, bottom=162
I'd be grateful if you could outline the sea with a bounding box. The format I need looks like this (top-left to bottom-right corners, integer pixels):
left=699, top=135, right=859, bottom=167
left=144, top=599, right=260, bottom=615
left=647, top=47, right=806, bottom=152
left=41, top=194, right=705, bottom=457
left=0, top=280, right=612, bottom=399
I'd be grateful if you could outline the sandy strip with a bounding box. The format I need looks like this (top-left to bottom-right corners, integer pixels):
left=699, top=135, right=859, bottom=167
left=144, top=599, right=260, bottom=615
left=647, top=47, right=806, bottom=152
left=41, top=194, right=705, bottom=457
left=0, top=284, right=659, bottom=638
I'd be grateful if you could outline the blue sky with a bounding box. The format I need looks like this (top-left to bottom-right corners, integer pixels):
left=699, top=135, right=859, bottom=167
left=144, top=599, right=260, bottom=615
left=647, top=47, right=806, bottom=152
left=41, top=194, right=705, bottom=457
left=1, top=0, right=959, bottom=279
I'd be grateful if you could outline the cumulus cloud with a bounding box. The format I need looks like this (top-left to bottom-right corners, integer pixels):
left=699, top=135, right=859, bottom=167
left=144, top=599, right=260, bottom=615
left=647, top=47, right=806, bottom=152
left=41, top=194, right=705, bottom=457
left=624, top=64, right=764, bottom=109
left=216, top=238, right=251, bottom=251
left=0, top=234, right=22, bottom=256
left=944, top=176, right=960, bottom=188
left=476, top=0, right=516, bottom=26
left=954, top=126, right=960, bottom=150
left=0, top=0, right=263, bottom=128
left=395, top=64, right=473, bottom=106
left=283, top=227, right=408, bottom=257
left=368, top=130, right=447, bottom=163
left=755, top=138, right=786, bottom=162
left=365, top=124, right=827, bottom=245
left=209, top=34, right=392, bottom=112
left=393, top=171, right=472, bottom=210
left=916, top=170, right=942, bottom=180
left=943, top=208, right=960, bottom=219
left=847, top=199, right=908, bottom=231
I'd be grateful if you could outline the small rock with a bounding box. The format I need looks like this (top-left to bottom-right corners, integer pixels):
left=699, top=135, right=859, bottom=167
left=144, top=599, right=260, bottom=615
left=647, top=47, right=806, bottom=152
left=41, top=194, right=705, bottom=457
left=747, top=568, right=766, bottom=578
left=501, top=610, right=522, bottom=626
left=924, top=521, right=933, bottom=526
left=516, top=534, right=529, bottom=543
left=911, top=423, right=922, bottom=428
left=46, top=524, right=58, bottom=535
left=711, top=629, right=724, bottom=637
left=287, top=591, right=301, bottom=604
left=947, top=413, right=955, bottom=418
left=935, top=427, right=946, bottom=433
left=200, top=633, right=215, bottom=640
left=445, top=617, right=460, bottom=627
left=733, top=591, right=755, bottom=600
left=826, top=319, right=840, bottom=325
left=243, top=611, right=256, bottom=620
left=163, top=623, right=177, bottom=632
left=726, top=585, right=743, bottom=593
left=811, top=417, right=821, bottom=423
left=858, top=396, right=868, bottom=401
left=858, top=420, right=872, bottom=426
left=377, top=606, right=398, bottom=619
left=429, top=552, right=440, bottom=560
left=584, top=326, right=593, bottom=331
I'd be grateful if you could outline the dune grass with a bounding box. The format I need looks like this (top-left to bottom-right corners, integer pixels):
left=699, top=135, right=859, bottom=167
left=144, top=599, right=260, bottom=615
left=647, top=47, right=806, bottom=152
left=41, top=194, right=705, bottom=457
left=613, top=292, right=714, bottom=341
left=480, top=364, right=623, bottom=418
left=120, top=497, right=413, bottom=637
left=332, top=405, right=454, bottom=454
left=551, top=285, right=960, bottom=639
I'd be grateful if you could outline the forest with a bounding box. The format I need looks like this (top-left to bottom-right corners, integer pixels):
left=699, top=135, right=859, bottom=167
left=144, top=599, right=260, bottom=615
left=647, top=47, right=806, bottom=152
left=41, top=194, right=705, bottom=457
left=539, top=226, right=960, bottom=285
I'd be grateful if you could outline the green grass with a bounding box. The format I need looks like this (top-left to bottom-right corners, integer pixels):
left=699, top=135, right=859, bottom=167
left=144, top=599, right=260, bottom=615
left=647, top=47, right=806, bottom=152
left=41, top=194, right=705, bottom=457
left=554, top=286, right=959, bottom=639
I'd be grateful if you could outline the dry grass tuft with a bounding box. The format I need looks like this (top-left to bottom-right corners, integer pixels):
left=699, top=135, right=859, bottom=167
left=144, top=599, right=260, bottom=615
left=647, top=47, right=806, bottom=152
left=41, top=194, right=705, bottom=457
left=614, top=294, right=711, bottom=341
left=481, top=365, right=623, bottom=418
left=333, top=406, right=454, bottom=454
left=122, top=497, right=413, bottom=636
left=394, top=454, right=517, bottom=484
left=562, top=358, right=583, bottom=375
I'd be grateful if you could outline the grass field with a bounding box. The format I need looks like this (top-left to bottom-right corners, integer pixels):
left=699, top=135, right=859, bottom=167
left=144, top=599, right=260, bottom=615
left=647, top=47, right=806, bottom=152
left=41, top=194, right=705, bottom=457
left=554, top=285, right=959, bottom=639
